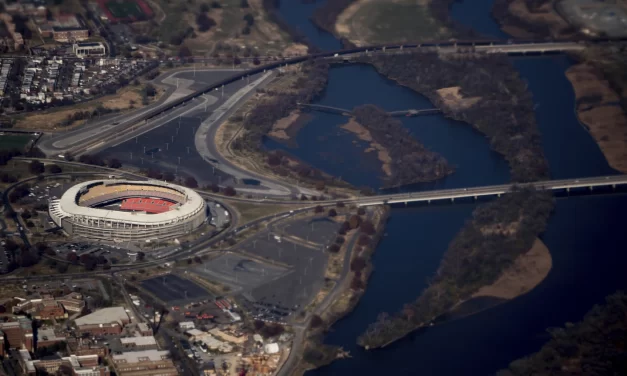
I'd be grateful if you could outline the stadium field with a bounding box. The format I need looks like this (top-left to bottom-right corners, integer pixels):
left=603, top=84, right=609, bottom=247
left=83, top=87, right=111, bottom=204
left=99, top=0, right=153, bottom=22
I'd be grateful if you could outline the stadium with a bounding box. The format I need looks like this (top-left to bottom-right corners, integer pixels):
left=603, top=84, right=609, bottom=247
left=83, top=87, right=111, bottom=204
left=49, top=179, right=207, bottom=242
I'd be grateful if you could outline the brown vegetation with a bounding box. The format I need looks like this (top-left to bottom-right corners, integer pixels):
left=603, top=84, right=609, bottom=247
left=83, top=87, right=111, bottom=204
left=351, top=105, right=453, bottom=187
left=360, top=52, right=549, bottom=183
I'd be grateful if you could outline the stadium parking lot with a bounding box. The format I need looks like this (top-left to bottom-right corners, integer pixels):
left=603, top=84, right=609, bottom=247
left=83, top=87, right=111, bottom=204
left=140, top=274, right=212, bottom=305
left=220, top=216, right=341, bottom=322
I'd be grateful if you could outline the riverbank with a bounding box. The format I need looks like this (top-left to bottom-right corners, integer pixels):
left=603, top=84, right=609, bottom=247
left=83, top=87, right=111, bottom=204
left=564, top=63, right=627, bottom=174
left=291, top=205, right=390, bottom=375
left=213, top=61, right=360, bottom=197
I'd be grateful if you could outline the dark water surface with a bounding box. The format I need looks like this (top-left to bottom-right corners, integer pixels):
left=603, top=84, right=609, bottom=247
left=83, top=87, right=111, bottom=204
left=277, top=0, right=341, bottom=51
left=309, top=194, right=627, bottom=376
left=450, top=0, right=510, bottom=39
left=264, top=64, right=511, bottom=190
left=271, top=1, right=627, bottom=375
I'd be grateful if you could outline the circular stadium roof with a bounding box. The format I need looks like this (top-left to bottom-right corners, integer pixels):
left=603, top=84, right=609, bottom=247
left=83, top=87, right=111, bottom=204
left=56, top=179, right=205, bottom=225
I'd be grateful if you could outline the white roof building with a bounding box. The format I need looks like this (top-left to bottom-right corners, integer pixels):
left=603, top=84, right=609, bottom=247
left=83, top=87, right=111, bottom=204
left=75, top=306, right=129, bottom=327
left=264, top=343, right=280, bottom=354
left=179, top=321, right=195, bottom=330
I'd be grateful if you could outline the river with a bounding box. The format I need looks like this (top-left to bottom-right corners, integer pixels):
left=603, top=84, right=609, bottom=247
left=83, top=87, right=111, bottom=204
left=272, top=1, right=626, bottom=375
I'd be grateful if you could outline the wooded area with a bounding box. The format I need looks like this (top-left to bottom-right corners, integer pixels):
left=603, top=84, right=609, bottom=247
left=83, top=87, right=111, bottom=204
left=358, top=188, right=555, bottom=348
left=352, top=104, right=453, bottom=187
left=361, top=52, right=550, bottom=183
left=498, top=291, right=627, bottom=376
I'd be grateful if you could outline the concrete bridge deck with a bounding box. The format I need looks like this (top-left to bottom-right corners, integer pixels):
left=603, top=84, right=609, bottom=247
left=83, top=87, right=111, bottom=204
left=354, top=175, right=627, bottom=206
left=297, top=103, right=442, bottom=117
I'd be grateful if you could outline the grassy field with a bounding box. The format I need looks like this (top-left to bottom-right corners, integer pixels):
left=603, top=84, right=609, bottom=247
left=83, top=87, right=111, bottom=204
left=227, top=201, right=299, bottom=224
left=152, top=0, right=293, bottom=57
left=107, top=0, right=148, bottom=18
left=0, top=133, right=35, bottom=151
left=338, top=0, right=451, bottom=45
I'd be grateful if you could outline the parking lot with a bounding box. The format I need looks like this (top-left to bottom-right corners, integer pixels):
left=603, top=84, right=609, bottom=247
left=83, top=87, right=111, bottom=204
left=192, top=253, right=290, bottom=295
left=141, top=274, right=212, bottom=304
left=223, top=216, right=340, bottom=323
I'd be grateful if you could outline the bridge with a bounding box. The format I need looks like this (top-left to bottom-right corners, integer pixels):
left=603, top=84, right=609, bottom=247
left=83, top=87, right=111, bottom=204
left=297, top=103, right=442, bottom=117
left=61, top=37, right=624, bottom=157
left=351, top=175, right=627, bottom=206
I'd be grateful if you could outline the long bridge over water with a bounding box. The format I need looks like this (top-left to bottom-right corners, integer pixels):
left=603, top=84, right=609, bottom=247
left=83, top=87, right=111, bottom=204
left=297, top=103, right=442, bottom=117
left=351, top=175, right=627, bottom=206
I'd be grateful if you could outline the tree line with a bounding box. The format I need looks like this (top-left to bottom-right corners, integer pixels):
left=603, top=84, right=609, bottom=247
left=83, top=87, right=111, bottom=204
left=498, top=291, right=627, bottom=376
left=352, top=104, right=453, bottom=187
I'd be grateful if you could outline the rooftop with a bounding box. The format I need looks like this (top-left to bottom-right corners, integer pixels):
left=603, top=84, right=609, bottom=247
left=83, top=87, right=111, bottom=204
left=120, top=336, right=157, bottom=346
left=112, top=349, right=170, bottom=364
left=75, top=307, right=129, bottom=327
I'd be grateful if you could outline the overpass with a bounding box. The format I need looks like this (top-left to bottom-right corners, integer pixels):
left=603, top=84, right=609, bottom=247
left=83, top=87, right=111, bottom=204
left=352, top=175, right=627, bottom=206
left=297, top=103, right=442, bottom=117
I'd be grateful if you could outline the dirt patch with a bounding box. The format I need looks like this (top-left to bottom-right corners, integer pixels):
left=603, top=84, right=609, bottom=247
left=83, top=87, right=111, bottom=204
left=472, top=238, right=551, bottom=300
left=267, top=110, right=311, bottom=140
left=566, top=63, right=627, bottom=174
left=436, top=86, right=481, bottom=110
left=340, top=118, right=392, bottom=176
left=283, top=43, right=309, bottom=57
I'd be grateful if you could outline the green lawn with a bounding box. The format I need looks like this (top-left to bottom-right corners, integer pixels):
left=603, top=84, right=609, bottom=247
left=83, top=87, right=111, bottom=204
left=0, top=133, right=34, bottom=151
left=352, top=2, right=451, bottom=44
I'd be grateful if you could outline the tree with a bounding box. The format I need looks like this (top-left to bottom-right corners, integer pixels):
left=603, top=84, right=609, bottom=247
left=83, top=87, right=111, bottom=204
left=357, top=234, right=370, bottom=247
left=223, top=186, right=236, bottom=196
left=66, top=252, right=78, bottom=264
left=350, top=257, right=367, bottom=273
left=357, top=207, right=366, bottom=215
left=29, top=160, right=44, bottom=174
left=184, top=176, right=198, bottom=188
left=252, top=57, right=261, bottom=65
left=199, top=2, right=210, bottom=12
left=242, top=26, right=251, bottom=35
left=243, top=13, right=254, bottom=26
left=310, top=314, right=324, bottom=329
left=314, top=205, right=324, bottom=213
left=137, top=251, right=145, bottom=261
left=210, top=183, right=220, bottom=193
left=328, top=208, right=337, bottom=217
left=336, top=202, right=345, bottom=208
left=240, top=0, right=249, bottom=8
left=328, top=244, right=340, bottom=253
left=360, top=220, right=376, bottom=235
left=348, top=215, right=361, bottom=229
left=335, top=236, right=345, bottom=244
left=211, top=1, right=222, bottom=8
left=196, top=13, right=216, bottom=32
left=108, top=158, right=122, bottom=168
left=144, top=83, right=157, bottom=97
left=267, top=154, right=281, bottom=166
left=46, top=164, right=62, bottom=174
